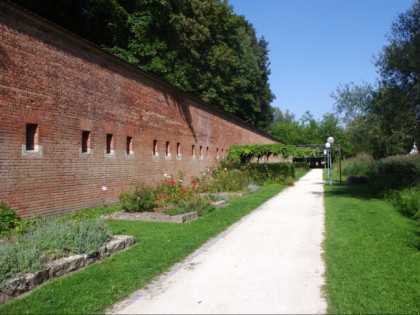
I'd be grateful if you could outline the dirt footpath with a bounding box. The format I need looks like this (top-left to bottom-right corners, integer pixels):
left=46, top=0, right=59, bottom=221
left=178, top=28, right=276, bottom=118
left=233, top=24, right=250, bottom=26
left=110, top=169, right=327, bottom=314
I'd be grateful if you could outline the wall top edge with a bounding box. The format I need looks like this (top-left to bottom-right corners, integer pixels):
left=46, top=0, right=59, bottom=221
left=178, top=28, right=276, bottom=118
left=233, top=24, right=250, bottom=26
left=1, top=0, right=279, bottom=143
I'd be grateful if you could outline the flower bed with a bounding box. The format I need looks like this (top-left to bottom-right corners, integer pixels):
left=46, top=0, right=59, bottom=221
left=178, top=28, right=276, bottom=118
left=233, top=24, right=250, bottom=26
left=0, top=235, right=134, bottom=305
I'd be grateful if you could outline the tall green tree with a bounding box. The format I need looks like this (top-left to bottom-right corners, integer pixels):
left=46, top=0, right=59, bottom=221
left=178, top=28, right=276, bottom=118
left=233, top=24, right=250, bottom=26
left=269, top=109, right=350, bottom=155
left=13, top=0, right=275, bottom=128
left=331, top=1, right=419, bottom=158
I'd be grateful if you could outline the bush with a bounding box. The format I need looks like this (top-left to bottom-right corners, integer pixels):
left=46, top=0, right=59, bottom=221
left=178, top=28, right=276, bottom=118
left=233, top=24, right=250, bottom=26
left=119, top=174, right=214, bottom=215
left=195, top=161, right=253, bottom=193
left=246, top=163, right=295, bottom=185
left=341, top=152, right=377, bottom=177
left=119, top=183, right=156, bottom=212
left=0, top=202, right=21, bottom=237
left=372, top=155, right=420, bottom=191
left=0, top=218, right=111, bottom=286
left=387, top=186, right=420, bottom=220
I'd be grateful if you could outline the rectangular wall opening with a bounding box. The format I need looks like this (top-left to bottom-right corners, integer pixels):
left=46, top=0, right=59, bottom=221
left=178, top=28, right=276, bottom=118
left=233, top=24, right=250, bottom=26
left=82, top=130, right=90, bottom=153
left=165, top=141, right=170, bottom=157
left=176, top=142, right=181, bottom=157
left=106, top=134, right=113, bottom=154
left=153, top=140, right=158, bottom=156
left=126, top=136, right=133, bottom=155
left=26, top=123, right=38, bottom=151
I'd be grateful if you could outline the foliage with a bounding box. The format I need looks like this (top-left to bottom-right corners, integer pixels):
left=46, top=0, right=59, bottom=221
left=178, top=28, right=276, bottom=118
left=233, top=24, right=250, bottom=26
left=193, top=163, right=253, bottom=193
left=118, top=174, right=213, bottom=215
left=0, top=218, right=111, bottom=286
left=268, top=109, right=353, bottom=157
left=371, top=155, right=420, bottom=192
left=154, top=174, right=213, bottom=215
left=387, top=186, right=420, bottom=220
left=13, top=0, right=275, bottom=129
left=331, top=1, right=420, bottom=158
left=246, top=163, right=295, bottom=185
left=227, top=143, right=318, bottom=164
left=0, top=203, right=20, bottom=238
left=340, top=152, right=377, bottom=177
left=119, top=183, right=156, bottom=212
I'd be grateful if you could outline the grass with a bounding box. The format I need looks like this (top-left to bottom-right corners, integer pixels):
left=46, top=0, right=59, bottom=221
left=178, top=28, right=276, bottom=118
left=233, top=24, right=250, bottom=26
left=0, top=184, right=287, bottom=314
left=295, top=168, right=309, bottom=180
left=324, top=183, right=420, bottom=314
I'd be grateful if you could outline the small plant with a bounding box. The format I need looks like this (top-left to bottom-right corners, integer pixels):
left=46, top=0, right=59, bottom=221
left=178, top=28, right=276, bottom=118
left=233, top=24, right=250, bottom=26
left=284, top=176, right=295, bottom=186
left=0, top=218, right=111, bottom=286
left=0, top=202, right=21, bottom=238
left=119, top=183, right=156, bottom=212
left=155, top=173, right=212, bottom=215
left=194, top=161, right=253, bottom=193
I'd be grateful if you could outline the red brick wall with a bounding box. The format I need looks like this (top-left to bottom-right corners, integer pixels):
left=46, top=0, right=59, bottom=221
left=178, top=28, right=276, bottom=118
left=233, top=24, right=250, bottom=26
left=0, top=2, right=277, bottom=218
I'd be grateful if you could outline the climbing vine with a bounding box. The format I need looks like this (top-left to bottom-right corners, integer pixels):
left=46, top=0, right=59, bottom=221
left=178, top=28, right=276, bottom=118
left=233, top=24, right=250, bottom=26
left=227, top=144, right=318, bottom=164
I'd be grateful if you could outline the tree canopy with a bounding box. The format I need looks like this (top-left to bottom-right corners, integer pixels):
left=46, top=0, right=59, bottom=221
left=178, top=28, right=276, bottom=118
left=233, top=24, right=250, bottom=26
left=12, top=0, right=275, bottom=129
left=268, top=108, right=352, bottom=157
left=331, top=0, right=419, bottom=159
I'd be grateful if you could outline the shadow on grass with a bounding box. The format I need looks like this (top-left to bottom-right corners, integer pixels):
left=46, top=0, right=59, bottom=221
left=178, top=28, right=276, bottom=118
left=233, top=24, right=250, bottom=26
left=324, top=183, right=380, bottom=201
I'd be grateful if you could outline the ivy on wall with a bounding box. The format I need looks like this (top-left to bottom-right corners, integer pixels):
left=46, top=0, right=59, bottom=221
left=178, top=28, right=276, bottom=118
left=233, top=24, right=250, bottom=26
left=227, top=144, right=318, bottom=164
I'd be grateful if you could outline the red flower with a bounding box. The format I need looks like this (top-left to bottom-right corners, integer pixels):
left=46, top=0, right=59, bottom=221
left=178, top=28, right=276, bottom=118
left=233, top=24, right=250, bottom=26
left=202, top=186, right=206, bottom=190
left=166, top=179, right=175, bottom=185
left=181, top=187, right=187, bottom=192
left=191, top=181, right=197, bottom=185
left=162, top=194, right=167, bottom=199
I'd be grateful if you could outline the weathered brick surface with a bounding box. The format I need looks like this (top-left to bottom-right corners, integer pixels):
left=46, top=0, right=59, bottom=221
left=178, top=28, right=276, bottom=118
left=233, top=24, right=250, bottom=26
left=0, top=2, right=277, bottom=218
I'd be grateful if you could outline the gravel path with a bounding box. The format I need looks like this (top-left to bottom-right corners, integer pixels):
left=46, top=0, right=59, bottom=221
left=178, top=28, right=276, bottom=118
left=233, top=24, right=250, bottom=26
left=110, top=169, right=327, bottom=314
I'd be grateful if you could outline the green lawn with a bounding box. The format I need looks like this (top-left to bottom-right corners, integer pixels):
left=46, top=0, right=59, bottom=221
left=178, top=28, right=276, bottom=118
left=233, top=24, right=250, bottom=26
left=0, top=184, right=286, bottom=314
left=324, top=184, right=420, bottom=314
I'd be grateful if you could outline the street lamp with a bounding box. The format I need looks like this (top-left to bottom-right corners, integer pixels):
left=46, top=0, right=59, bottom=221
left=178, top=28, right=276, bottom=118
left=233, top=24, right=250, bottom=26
left=326, top=137, right=334, bottom=185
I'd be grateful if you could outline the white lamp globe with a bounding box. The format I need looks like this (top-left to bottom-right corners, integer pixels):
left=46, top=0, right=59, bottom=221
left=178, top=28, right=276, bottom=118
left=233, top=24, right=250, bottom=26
left=325, top=142, right=330, bottom=149
left=327, top=137, right=335, bottom=144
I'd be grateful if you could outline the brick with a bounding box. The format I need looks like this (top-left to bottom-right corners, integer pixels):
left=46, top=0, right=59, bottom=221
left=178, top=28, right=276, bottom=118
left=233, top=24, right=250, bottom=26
left=0, top=2, right=277, bottom=218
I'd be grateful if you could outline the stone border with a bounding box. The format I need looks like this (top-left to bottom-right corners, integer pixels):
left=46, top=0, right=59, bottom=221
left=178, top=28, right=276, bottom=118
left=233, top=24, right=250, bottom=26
left=101, top=200, right=228, bottom=224
left=0, top=235, right=134, bottom=305
left=102, top=211, right=198, bottom=223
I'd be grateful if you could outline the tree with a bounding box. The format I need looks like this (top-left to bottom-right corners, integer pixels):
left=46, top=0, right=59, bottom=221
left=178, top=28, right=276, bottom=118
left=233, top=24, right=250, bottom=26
left=12, top=0, right=275, bottom=129
left=268, top=109, right=350, bottom=155
left=331, top=1, right=420, bottom=158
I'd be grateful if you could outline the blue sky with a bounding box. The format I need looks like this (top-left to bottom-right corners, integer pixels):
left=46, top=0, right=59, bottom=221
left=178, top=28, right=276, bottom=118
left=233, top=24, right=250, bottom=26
left=228, top=0, right=415, bottom=121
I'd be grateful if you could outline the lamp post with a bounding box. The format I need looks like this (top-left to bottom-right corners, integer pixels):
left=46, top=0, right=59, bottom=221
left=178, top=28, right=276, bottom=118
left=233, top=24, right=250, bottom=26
left=325, top=142, right=330, bottom=182
left=326, top=137, right=334, bottom=185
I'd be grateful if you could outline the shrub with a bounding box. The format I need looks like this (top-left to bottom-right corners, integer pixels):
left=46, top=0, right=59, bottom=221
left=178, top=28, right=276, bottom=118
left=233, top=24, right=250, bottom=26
left=119, top=183, right=156, bottom=212
left=0, top=202, right=20, bottom=237
left=387, top=187, right=420, bottom=220
left=0, top=218, right=111, bottom=286
left=246, top=163, right=295, bottom=185
left=371, top=155, right=420, bottom=192
left=194, top=161, right=253, bottom=193
left=119, top=173, right=214, bottom=215
left=341, top=152, right=377, bottom=177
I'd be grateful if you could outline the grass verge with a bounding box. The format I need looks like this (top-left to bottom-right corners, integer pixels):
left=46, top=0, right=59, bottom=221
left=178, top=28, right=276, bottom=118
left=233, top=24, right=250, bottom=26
left=324, top=184, right=420, bottom=314
left=0, top=184, right=286, bottom=314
